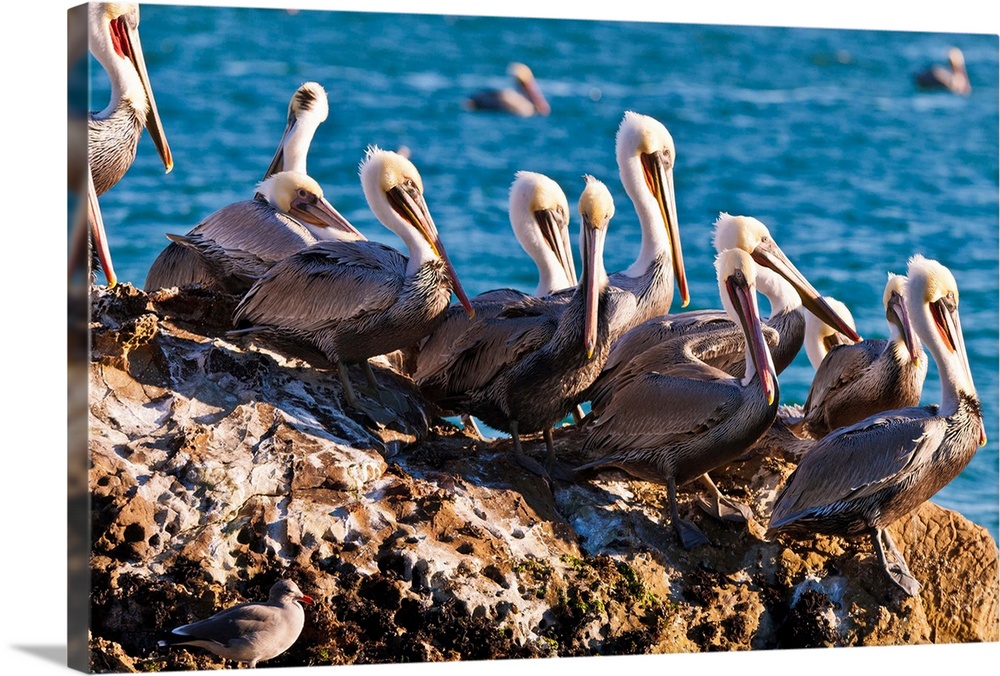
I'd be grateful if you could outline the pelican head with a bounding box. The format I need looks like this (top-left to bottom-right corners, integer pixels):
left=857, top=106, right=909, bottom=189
left=713, top=213, right=861, bottom=343
left=716, top=248, right=777, bottom=404
left=509, top=171, right=576, bottom=295
left=616, top=111, right=689, bottom=306
left=884, top=273, right=920, bottom=363
left=264, top=82, right=330, bottom=178
left=578, top=175, right=614, bottom=358
left=804, top=296, right=856, bottom=369
left=89, top=2, right=172, bottom=173
left=508, top=63, right=550, bottom=116
left=359, top=147, right=474, bottom=316
left=256, top=171, right=363, bottom=240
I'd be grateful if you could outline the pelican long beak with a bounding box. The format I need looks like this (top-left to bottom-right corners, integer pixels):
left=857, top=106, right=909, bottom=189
left=727, top=271, right=776, bottom=404
left=641, top=152, right=688, bottom=307
left=886, top=290, right=919, bottom=363
left=289, top=194, right=364, bottom=239
left=388, top=186, right=475, bottom=317
left=517, top=72, right=550, bottom=116
left=535, top=207, right=578, bottom=287
left=87, top=168, right=117, bottom=288
left=751, top=239, right=861, bottom=343
left=582, top=217, right=608, bottom=359
left=263, top=111, right=295, bottom=180
left=121, top=16, right=172, bottom=173
left=929, top=295, right=984, bottom=445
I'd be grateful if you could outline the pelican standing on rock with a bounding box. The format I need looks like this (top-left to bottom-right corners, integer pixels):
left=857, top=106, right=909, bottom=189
left=466, top=62, right=551, bottom=117
left=232, top=147, right=474, bottom=413
left=409, top=171, right=576, bottom=400
left=452, top=176, right=615, bottom=476
left=159, top=579, right=312, bottom=669
left=145, top=171, right=363, bottom=293
left=577, top=248, right=779, bottom=550
left=87, top=2, right=173, bottom=287
left=767, top=255, right=985, bottom=596
left=790, top=274, right=927, bottom=440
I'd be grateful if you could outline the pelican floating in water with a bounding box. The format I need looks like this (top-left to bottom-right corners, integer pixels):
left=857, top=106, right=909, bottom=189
left=790, top=274, right=928, bottom=440
left=577, top=248, right=778, bottom=550
left=446, top=176, right=615, bottom=475
left=466, top=62, right=551, bottom=117
left=410, top=171, right=576, bottom=401
left=915, top=47, right=971, bottom=95
left=145, top=171, right=362, bottom=293
left=590, top=213, right=859, bottom=406
left=803, top=296, right=857, bottom=370
left=88, top=2, right=173, bottom=286
left=262, top=82, right=329, bottom=181
left=232, top=147, right=474, bottom=412
left=767, top=255, right=985, bottom=596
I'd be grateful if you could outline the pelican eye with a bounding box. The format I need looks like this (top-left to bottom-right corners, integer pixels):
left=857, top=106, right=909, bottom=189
left=297, top=188, right=308, bottom=198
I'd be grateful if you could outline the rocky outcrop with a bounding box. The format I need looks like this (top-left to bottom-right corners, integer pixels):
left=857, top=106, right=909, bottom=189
left=84, top=284, right=999, bottom=672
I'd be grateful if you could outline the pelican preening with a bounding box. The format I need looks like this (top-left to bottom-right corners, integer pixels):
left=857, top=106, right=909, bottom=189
left=145, top=171, right=362, bottom=293
left=232, top=148, right=474, bottom=412
left=88, top=2, right=173, bottom=287
left=441, top=176, right=615, bottom=475
left=790, top=274, right=928, bottom=440
left=767, top=256, right=985, bottom=596
left=578, top=248, right=778, bottom=550
left=466, top=62, right=551, bottom=117
left=915, top=47, right=971, bottom=95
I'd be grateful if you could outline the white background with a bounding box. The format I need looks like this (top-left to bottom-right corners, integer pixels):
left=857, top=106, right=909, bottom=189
left=3, top=0, right=998, bottom=674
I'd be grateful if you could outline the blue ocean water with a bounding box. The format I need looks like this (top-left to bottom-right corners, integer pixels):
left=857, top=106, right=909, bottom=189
left=88, top=6, right=999, bottom=543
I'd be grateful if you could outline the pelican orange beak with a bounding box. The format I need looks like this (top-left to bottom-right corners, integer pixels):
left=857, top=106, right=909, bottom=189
left=886, top=289, right=920, bottom=363
left=87, top=168, right=117, bottom=288
left=535, top=207, right=578, bottom=287
left=641, top=151, right=688, bottom=307
left=727, top=268, right=776, bottom=405
left=289, top=193, right=364, bottom=239
left=751, top=238, right=861, bottom=343
left=116, top=10, right=172, bottom=174
left=387, top=185, right=475, bottom=317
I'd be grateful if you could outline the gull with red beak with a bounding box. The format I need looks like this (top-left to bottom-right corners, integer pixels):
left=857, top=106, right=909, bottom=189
left=232, top=148, right=474, bottom=414
left=578, top=248, right=779, bottom=550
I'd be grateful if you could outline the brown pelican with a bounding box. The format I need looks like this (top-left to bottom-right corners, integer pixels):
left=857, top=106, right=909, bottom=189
left=261, top=82, right=329, bottom=181
left=144, top=171, right=362, bottom=293
left=591, top=213, right=859, bottom=405
left=159, top=580, right=312, bottom=669
left=232, top=147, right=474, bottom=412
left=577, top=248, right=779, bottom=550
left=466, top=62, right=551, bottom=117
left=803, top=296, right=856, bottom=370
left=410, top=171, right=576, bottom=396
left=767, top=255, right=985, bottom=596
left=915, top=47, right=971, bottom=95
left=88, top=2, right=173, bottom=286
left=444, top=176, right=615, bottom=476
left=790, top=274, right=928, bottom=440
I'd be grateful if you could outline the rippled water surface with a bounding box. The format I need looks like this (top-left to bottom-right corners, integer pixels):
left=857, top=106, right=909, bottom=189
left=87, top=5, right=999, bottom=542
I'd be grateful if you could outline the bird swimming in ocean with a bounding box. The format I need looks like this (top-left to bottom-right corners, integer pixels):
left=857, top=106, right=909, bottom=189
left=767, top=255, right=985, bottom=596
left=408, top=171, right=576, bottom=425
left=914, top=47, right=971, bottom=95
left=577, top=248, right=779, bottom=549
left=466, top=62, right=551, bottom=117
left=87, top=2, right=173, bottom=287
left=441, top=175, right=615, bottom=476
left=145, top=171, right=363, bottom=293
left=159, top=579, right=313, bottom=669
left=789, top=273, right=928, bottom=440
left=231, top=147, right=474, bottom=415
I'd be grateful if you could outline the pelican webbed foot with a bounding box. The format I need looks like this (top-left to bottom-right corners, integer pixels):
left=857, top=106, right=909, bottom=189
left=510, top=422, right=554, bottom=488
left=694, top=474, right=755, bottom=523
left=668, top=478, right=710, bottom=550
left=337, top=361, right=398, bottom=427
left=871, top=527, right=921, bottom=596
